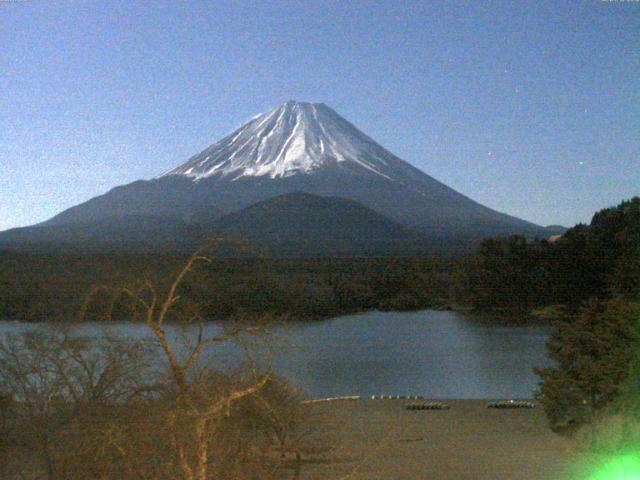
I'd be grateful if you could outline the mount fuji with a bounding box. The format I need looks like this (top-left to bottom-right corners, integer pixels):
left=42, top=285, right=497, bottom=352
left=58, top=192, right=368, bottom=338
left=0, top=101, right=559, bottom=254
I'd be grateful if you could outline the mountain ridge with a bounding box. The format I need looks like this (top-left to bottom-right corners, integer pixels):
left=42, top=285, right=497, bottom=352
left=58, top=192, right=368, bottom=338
left=1, top=101, right=560, bottom=253
left=211, top=191, right=429, bottom=256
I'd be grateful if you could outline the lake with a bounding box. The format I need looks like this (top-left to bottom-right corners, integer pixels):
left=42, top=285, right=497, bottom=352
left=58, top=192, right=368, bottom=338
left=0, top=310, right=552, bottom=399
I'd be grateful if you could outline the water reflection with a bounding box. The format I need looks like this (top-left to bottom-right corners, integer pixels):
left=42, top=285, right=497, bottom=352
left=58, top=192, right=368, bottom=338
left=0, top=310, right=551, bottom=399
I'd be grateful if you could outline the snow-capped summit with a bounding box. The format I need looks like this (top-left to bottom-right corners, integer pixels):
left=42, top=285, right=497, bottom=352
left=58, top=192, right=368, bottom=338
left=5, top=100, right=556, bottom=250
left=160, top=101, right=399, bottom=181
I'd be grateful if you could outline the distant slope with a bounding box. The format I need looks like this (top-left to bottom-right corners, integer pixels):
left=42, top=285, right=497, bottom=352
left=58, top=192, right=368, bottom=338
left=214, top=192, right=412, bottom=240
left=37, top=101, right=550, bottom=238
left=1, top=101, right=559, bottom=254
left=0, top=193, right=439, bottom=256
left=0, top=215, right=203, bottom=253
left=45, top=177, right=222, bottom=226
left=211, top=192, right=428, bottom=256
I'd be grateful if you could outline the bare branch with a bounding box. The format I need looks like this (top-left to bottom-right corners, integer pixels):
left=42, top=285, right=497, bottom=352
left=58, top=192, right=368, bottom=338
left=205, top=373, right=271, bottom=419
left=156, top=240, right=219, bottom=327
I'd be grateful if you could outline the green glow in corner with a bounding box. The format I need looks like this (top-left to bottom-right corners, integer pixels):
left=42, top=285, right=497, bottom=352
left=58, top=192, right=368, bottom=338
left=587, top=454, right=640, bottom=480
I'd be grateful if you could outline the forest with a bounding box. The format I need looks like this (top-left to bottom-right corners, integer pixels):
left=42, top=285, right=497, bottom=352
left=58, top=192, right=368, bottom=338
left=0, top=252, right=452, bottom=323
left=2, top=197, right=639, bottom=325
left=458, top=197, right=640, bottom=441
left=458, top=197, right=640, bottom=316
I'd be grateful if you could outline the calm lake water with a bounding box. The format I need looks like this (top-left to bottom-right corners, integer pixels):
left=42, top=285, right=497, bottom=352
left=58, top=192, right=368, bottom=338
left=0, top=310, right=552, bottom=399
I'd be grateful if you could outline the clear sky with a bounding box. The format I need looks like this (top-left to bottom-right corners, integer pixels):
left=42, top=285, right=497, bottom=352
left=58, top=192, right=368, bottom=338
left=1, top=0, right=638, bottom=231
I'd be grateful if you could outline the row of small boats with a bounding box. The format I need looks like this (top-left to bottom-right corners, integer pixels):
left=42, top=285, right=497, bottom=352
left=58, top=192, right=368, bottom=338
left=304, top=396, right=536, bottom=410
left=406, top=400, right=536, bottom=410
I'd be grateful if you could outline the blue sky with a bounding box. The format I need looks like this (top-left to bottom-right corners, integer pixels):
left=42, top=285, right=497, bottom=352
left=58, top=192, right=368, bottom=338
left=1, top=0, right=638, bottom=231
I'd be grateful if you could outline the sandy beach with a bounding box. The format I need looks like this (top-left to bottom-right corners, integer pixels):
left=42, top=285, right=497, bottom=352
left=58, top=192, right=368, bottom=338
left=298, top=399, right=590, bottom=480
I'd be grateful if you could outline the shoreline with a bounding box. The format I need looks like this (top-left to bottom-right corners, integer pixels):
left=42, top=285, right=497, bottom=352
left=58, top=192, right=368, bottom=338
left=0, top=303, right=552, bottom=326
left=303, top=395, right=538, bottom=403
left=301, top=398, right=586, bottom=480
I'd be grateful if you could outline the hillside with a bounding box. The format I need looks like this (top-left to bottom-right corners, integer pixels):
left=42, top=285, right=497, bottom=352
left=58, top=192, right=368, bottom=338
left=212, top=192, right=427, bottom=256
left=0, top=101, right=555, bottom=255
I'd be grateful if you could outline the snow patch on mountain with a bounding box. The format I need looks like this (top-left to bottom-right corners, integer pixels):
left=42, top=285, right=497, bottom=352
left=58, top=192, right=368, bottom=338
left=159, top=101, right=398, bottom=181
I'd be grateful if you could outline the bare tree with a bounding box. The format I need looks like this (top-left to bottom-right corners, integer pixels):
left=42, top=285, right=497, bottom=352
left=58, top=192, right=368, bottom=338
left=82, top=240, right=276, bottom=480
left=0, top=328, right=157, bottom=479
left=243, top=375, right=309, bottom=459
left=2, top=241, right=313, bottom=480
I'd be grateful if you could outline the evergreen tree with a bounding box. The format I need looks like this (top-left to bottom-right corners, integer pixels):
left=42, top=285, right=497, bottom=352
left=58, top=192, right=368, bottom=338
left=612, top=314, right=640, bottom=447
left=534, top=298, right=638, bottom=435
left=611, top=244, right=640, bottom=299
left=465, top=236, right=550, bottom=314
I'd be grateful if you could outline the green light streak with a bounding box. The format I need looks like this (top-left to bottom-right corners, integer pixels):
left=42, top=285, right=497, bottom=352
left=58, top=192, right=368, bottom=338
left=587, top=454, right=640, bottom=480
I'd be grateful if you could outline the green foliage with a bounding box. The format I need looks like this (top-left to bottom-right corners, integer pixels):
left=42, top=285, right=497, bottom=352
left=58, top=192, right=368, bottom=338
left=612, top=244, right=640, bottom=300
left=459, top=197, right=640, bottom=314
left=534, top=298, right=639, bottom=434
left=462, top=235, right=551, bottom=314
left=0, top=254, right=451, bottom=322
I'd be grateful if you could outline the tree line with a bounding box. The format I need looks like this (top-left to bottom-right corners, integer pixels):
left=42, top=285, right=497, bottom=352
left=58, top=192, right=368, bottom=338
left=0, top=253, right=452, bottom=323
left=456, top=197, right=640, bottom=316
left=457, top=197, right=640, bottom=448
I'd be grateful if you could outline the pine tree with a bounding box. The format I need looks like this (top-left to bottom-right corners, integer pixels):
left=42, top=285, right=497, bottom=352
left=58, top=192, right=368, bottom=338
left=614, top=314, right=640, bottom=447
left=534, top=298, right=638, bottom=435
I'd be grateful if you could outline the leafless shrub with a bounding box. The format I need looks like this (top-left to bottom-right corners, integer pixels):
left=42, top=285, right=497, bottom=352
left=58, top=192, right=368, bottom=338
left=0, top=327, right=159, bottom=479
left=1, top=241, right=320, bottom=479
left=78, top=240, right=312, bottom=480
